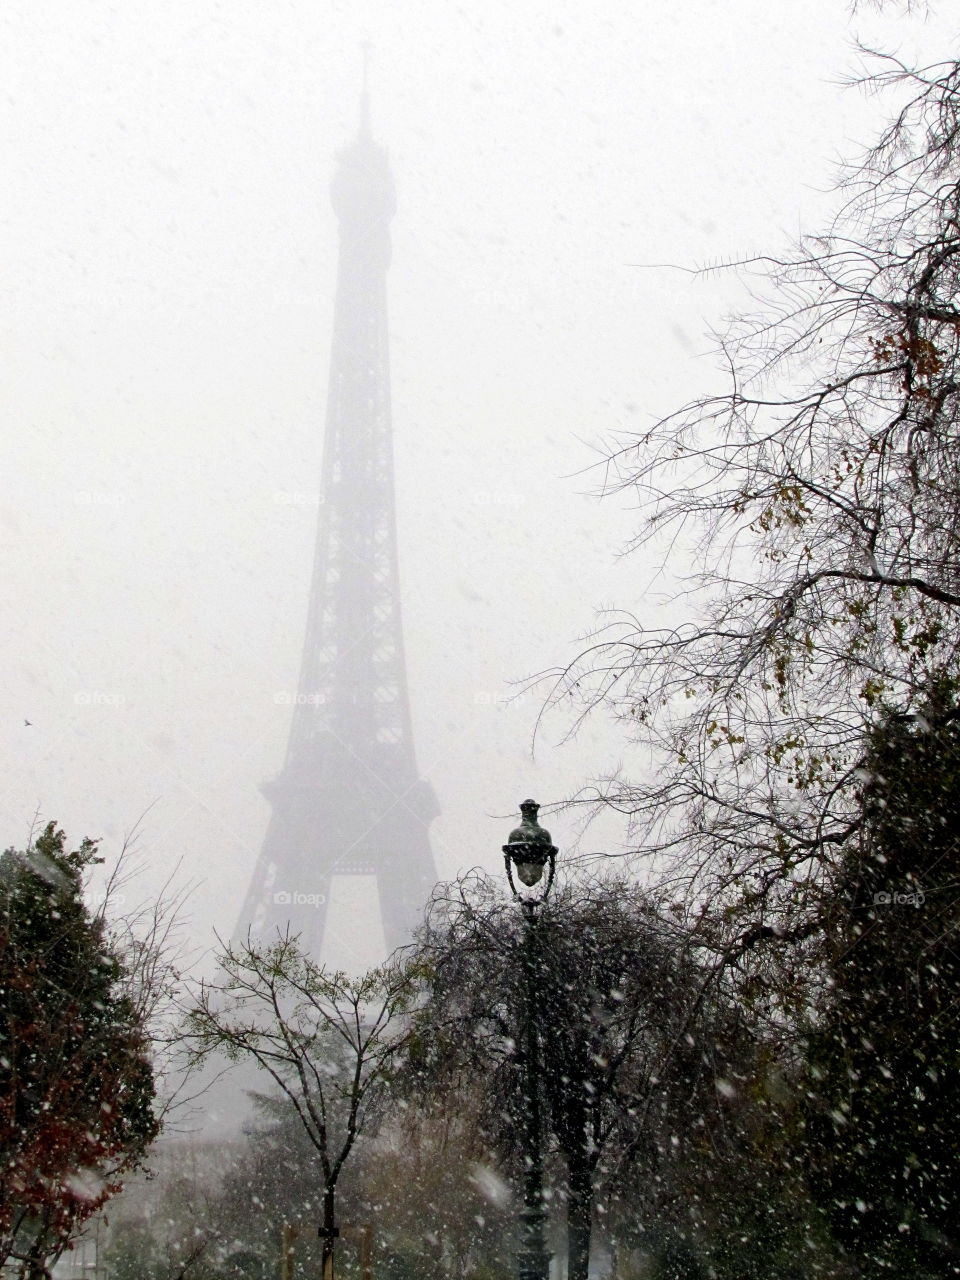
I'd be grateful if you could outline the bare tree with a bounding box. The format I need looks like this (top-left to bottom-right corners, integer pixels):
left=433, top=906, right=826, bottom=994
left=95, top=820, right=195, bottom=1127
left=542, top=44, right=960, bottom=970
left=184, top=932, right=418, bottom=1280
left=404, top=874, right=766, bottom=1280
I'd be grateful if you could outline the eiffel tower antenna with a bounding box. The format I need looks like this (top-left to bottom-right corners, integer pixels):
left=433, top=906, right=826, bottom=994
left=237, top=78, right=438, bottom=964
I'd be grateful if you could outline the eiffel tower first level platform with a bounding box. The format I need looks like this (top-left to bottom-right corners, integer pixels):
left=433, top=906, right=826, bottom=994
left=241, top=735, right=439, bottom=958
left=236, top=88, right=439, bottom=962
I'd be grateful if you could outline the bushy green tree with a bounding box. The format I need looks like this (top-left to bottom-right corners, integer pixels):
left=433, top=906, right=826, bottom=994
left=0, top=822, right=159, bottom=1276
left=801, top=693, right=960, bottom=1276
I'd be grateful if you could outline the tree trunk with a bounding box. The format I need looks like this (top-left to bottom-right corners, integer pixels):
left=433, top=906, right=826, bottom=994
left=567, top=1156, right=593, bottom=1280
left=321, top=1185, right=337, bottom=1280
left=20, top=1236, right=52, bottom=1280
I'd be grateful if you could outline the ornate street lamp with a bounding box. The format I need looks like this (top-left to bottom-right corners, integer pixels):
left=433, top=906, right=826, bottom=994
left=503, top=799, right=558, bottom=1280
left=504, top=799, right=558, bottom=897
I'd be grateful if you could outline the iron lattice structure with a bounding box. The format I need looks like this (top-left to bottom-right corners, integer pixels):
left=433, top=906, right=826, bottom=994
left=238, top=106, right=438, bottom=960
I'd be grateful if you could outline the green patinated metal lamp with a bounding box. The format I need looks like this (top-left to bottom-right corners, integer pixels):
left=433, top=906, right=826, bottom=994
left=502, top=799, right=558, bottom=898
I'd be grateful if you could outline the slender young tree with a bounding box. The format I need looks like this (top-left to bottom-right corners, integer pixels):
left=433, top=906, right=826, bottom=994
left=185, top=932, right=418, bottom=1280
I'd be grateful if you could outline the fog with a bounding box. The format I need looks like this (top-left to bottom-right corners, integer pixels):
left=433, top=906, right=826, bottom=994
left=0, top=0, right=947, bottom=957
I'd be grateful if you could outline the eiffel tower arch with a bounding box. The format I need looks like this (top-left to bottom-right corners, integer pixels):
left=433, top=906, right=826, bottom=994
left=237, top=93, right=439, bottom=963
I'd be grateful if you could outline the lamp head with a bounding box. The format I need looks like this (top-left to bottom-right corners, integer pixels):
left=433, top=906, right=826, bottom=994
left=503, top=799, right=558, bottom=901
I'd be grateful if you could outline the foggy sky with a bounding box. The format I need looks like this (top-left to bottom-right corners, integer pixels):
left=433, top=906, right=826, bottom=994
left=1, top=0, right=951, bottom=957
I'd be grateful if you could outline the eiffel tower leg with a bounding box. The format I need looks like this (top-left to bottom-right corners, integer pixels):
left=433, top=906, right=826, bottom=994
left=376, top=860, right=425, bottom=956
left=287, top=873, right=333, bottom=960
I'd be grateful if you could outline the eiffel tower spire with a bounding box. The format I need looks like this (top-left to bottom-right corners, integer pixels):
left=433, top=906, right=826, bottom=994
left=237, top=86, right=439, bottom=961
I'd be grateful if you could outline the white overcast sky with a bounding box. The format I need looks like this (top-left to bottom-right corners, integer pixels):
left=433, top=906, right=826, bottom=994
left=0, top=1, right=953, bottom=953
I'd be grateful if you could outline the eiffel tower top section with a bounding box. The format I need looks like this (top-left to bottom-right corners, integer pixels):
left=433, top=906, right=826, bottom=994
left=287, top=96, right=413, bottom=771
left=330, top=90, right=395, bottom=265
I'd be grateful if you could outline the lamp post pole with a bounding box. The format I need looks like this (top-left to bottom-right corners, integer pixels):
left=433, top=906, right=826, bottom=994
left=503, top=799, right=558, bottom=1280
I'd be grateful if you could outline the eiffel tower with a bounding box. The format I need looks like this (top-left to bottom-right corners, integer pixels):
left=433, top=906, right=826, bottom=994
left=238, top=89, right=438, bottom=963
